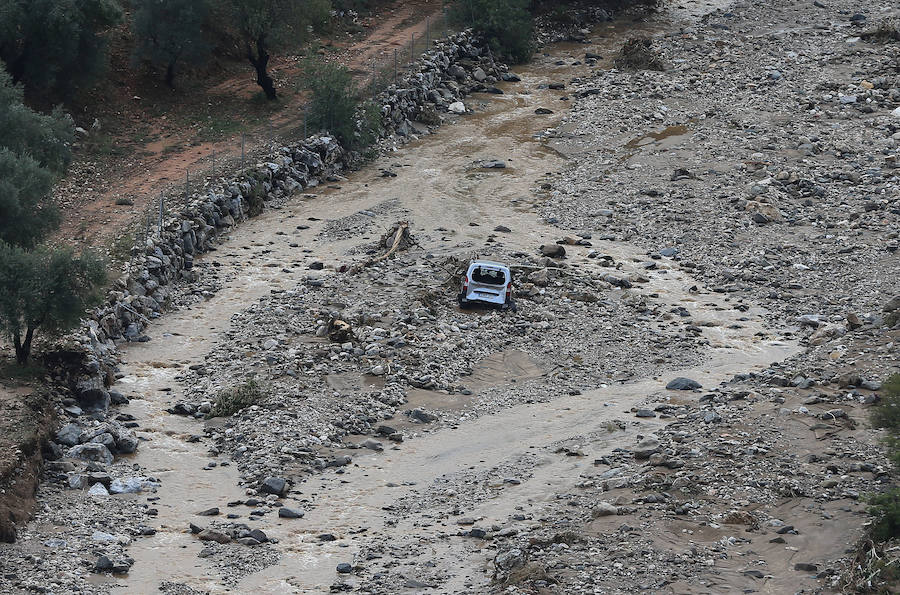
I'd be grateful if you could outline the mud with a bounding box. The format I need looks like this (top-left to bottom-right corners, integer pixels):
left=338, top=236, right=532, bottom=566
left=2, top=0, right=898, bottom=593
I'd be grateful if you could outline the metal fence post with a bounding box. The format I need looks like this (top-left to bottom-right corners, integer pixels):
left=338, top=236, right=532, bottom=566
left=158, top=194, right=164, bottom=234
left=394, top=48, right=398, bottom=82
left=241, top=133, right=245, bottom=168
left=185, top=169, right=190, bottom=206
left=410, top=33, right=415, bottom=64
left=426, top=17, right=430, bottom=47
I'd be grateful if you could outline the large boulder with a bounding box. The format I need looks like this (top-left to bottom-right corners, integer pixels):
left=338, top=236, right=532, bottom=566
left=539, top=244, right=566, bottom=258
left=68, top=443, right=114, bottom=465
left=75, top=378, right=110, bottom=412
left=259, top=477, right=287, bottom=497
left=55, top=423, right=83, bottom=447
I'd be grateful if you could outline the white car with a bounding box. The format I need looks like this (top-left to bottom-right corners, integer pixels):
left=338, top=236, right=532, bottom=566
left=457, top=260, right=516, bottom=311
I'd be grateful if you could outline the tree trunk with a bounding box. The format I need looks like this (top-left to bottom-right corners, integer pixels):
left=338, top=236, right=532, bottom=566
left=8, top=48, right=28, bottom=85
left=247, top=36, right=276, bottom=100
left=165, top=60, right=176, bottom=89
left=13, top=327, right=34, bottom=365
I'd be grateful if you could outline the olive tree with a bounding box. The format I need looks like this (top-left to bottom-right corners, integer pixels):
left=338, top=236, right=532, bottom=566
left=0, top=244, right=106, bottom=365
left=0, top=70, right=73, bottom=248
left=132, top=0, right=212, bottom=89
left=226, top=0, right=330, bottom=99
left=0, top=0, right=123, bottom=99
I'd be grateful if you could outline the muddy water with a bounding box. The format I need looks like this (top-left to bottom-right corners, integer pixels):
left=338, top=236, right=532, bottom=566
left=108, top=3, right=778, bottom=593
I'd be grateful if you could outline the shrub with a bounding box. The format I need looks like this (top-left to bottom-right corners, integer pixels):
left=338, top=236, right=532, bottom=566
left=872, top=375, right=900, bottom=430
left=305, top=58, right=381, bottom=150
left=449, top=0, right=533, bottom=64
left=868, top=374, right=900, bottom=540
left=209, top=379, right=263, bottom=417
left=132, top=0, right=212, bottom=89
left=868, top=488, right=900, bottom=542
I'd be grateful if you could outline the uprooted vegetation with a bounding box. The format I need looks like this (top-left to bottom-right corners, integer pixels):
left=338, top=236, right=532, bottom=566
left=843, top=374, right=900, bottom=591
left=613, top=37, right=665, bottom=71
left=208, top=379, right=264, bottom=418
left=862, top=18, right=900, bottom=43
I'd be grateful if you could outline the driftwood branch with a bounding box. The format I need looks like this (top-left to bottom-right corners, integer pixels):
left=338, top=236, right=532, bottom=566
left=349, top=221, right=414, bottom=273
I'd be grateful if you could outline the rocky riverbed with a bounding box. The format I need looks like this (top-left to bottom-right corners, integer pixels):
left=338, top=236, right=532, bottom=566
left=2, top=0, right=899, bottom=593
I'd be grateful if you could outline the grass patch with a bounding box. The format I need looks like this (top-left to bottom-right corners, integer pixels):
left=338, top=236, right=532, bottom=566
left=197, top=114, right=243, bottom=142
left=0, top=360, right=48, bottom=385
left=208, top=379, right=263, bottom=418
left=85, top=133, right=126, bottom=157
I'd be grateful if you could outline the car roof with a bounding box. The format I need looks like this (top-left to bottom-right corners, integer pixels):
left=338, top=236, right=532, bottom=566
left=469, top=259, right=510, bottom=270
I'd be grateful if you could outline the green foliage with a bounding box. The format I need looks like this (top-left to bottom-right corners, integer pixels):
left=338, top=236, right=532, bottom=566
left=872, top=375, right=900, bottom=466
left=331, top=0, right=368, bottom=13
left=0, top=70, right=74, bottom=175
left=132, top=0, right=212, bottom=88
left=209, top=379, right=263, bottom=417
left=868, top=488, right=900, bottom=542
left=0, top=0, right=123, bottom=99
left=0, top=243, right=106, bottom=364
left=226, top=0, right=330, bottom=99
left=245, top=180, right=267, bottom=216
left=0, top=70, right=74, bottom=249
left=0, top=151, right=59, bottom=249
left=449, top=0, right=533, bottom=63
left=305, top=58, right=380, bottom=150
left=868, top=374, right=900, bottom=541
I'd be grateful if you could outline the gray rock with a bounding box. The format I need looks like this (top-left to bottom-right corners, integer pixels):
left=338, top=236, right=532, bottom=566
left=884, top=296, right=900, bottom=312
left=666, top=377, right=702, bottom=390
left=237, top=537, right=260, bottom=546
left=633, top=438, right=661, bottom=459
left=410, top=408, right=438, bottom=423
left=592, top=501, right=618, bottom=517
left=278, top=507, right=304, bottom=519
left=88, top=482, right=110, bottom=497
left=539, top=244, right=566, bottom=258
left=68, top=443, right=114, bottom=465
left=259, top=476, right=287, bottom=496
left=336, top=562, right=353, bottom=574
left=56, top=423, right=83, bottom=447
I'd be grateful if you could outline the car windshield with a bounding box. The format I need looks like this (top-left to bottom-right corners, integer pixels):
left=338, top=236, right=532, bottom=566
left=471, top=267, right=506, bottom=285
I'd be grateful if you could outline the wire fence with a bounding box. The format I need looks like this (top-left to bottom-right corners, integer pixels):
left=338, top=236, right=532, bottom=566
left=126, top=9, right=457, bottom=271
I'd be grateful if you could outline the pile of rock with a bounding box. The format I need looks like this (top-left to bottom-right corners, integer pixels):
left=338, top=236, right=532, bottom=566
left=377, top=30, right=512, bottom=137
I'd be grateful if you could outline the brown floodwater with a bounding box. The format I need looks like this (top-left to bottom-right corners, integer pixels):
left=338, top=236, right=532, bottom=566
left=106, top=1, right=782, bottom=592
